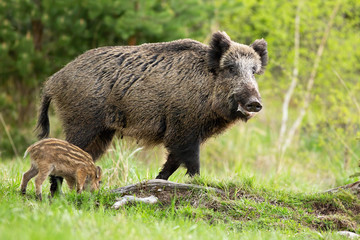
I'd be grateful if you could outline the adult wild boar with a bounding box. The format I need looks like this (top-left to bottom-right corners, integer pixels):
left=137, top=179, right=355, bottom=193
left=36, top=31, right=268, bottom=193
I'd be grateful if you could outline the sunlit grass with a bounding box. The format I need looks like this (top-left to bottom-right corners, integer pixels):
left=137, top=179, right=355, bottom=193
left=1, top=152, right=358, bottom=240
left=1, top=102, right=359, bottom=240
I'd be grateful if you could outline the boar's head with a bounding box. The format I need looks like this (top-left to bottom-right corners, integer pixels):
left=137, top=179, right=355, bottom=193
left=208, top=31, right=268, bottom=121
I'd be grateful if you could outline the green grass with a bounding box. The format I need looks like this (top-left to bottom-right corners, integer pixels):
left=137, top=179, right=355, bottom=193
left=1, top=116, right=359, bottom=239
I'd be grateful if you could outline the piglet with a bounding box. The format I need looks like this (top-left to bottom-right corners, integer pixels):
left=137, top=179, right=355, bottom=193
left=21, top=138, right=102, bottom=200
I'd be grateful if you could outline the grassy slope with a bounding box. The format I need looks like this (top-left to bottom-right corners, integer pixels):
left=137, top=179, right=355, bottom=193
left=1, top=126, right=359, bottom=239
left=1, top=99, right=359, bottom=239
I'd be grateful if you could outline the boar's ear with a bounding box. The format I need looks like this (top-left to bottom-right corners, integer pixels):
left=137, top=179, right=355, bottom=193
left=208, top=31, right=232, bottom=73
left=96, top=166, right=102, bottom=179
left=251, top=39, right=268, bottom=74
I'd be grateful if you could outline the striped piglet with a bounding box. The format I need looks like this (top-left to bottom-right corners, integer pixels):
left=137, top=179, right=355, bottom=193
left=21, top=138, right=102, bottom=200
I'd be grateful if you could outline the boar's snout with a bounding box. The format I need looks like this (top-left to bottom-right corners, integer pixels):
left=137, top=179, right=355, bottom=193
left=231, top=92, right=262, bottom=120
left=244, top=99, right=262, bottom=112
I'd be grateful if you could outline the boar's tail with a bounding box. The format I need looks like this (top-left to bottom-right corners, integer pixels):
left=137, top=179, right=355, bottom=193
left=35, top=93, right=51, bottom=139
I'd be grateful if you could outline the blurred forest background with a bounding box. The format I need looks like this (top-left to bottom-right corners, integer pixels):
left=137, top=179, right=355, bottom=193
left=0, top=0, right=359, bottom=185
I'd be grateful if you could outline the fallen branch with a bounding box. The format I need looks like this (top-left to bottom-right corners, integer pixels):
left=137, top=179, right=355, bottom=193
left=337, top=231, right=360, bottom=239
left=112, top=195, right=159, bottom=209
left=324, top=181, right=360, bottom=193
left=110, top=179, right=225, bottom=195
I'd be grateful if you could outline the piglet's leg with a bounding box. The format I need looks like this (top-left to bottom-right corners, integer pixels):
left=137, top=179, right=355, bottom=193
left=76, top=168, right=87, bottom=194
left=20, top=164, right=39, bottom=195
left=34, top=164, right=53, bottom=201
left=64, top=176, right=76, bottom=191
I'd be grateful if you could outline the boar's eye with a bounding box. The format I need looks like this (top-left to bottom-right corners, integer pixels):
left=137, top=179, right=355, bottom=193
left=227, top=65, right=237, bottom=74
left=252, top=66, right=257, bottom=74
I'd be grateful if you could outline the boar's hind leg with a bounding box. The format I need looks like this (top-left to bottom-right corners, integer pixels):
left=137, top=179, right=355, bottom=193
left=49, top=175, right=63, bottom=197
left=156, top=141, right=200, bottom=180
left=20, top=164, right=39, bottom=195
left=83, top=129, right=116, bottom=161
left=65, top=128, right=116, bottom=161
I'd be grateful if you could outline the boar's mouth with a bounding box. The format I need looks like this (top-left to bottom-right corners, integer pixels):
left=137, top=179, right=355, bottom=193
left=236, top=103, right=256, bottom=121
left=227, top=94, right=260, bottom=121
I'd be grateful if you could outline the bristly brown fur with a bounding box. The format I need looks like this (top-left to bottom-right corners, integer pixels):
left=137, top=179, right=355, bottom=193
left=36, top=31, right=268, bottom=182
left=20, top=138, right=102, bottom=200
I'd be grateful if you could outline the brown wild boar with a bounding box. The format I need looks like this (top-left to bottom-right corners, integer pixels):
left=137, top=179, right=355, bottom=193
left=21, top=138, right=102, bottom=200
left=36, top=31, right=268, bottom=194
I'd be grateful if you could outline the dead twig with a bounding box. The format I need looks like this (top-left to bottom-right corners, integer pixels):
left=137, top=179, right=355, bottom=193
left=110, top=179, right=225, bottom=195
left=112, top=195, right=159, bottom=209
left=324, top=181, right=360, bottom=194
left=0, top=113, right=19, bottom=158
left=278, top=1, right=301, bottom=154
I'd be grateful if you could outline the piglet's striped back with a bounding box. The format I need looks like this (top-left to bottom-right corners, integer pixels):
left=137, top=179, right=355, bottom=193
left=24, top=138, right=94, bottom=166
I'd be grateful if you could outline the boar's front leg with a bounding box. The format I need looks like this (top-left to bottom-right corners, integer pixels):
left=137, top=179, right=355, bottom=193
left=156, top=140, right=200, bottom=180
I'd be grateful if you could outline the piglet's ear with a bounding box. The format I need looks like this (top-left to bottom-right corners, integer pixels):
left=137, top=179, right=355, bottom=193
left=208, top=31, right=232, bottom=73
left=96, top=166, right=102, bottom=179
left=251, top=39, right=268, bottom=74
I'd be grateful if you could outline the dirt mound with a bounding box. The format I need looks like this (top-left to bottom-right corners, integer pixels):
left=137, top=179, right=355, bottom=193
left=110, top=180, right=360, bottom=232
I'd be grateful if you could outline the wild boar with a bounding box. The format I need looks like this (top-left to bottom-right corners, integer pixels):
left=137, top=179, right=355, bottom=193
left=36, top=31, right=268, bottom=194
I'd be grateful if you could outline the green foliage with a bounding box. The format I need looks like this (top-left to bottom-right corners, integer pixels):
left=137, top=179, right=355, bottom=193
left=0, top=0, right=214, bottom=157
left=214, top=0, right=360, bottom=186
left=1, top=0, right=358, bottom=158
left=217, top=1, right=360, bottom=153
left=1, top=0, right=359, bottom=163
